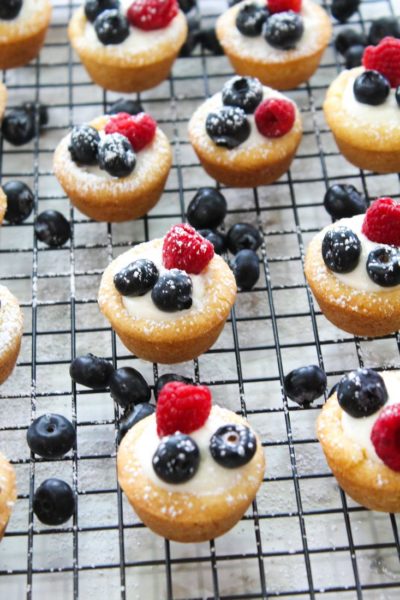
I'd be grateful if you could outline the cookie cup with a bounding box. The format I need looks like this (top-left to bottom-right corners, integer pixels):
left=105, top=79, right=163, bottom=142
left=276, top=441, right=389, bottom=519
left=216, top=0, right=332, bottom=90
left=0, top=453, right=17, bottom=540
left=68, top=8, right=187, bottom=93
left=0, top=188, right=6, bottom=225
left=117, top=408, right=265, bottom=542
left=0, top=83, right=6, bottom=122
left=53, top=116, right=172, bottom=222
left=98, top=238, right=237, bottom=364
left=0, top=285, right=23, bottom=385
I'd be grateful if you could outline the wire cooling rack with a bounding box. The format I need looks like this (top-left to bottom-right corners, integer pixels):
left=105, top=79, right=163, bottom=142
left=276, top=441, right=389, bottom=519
left=0, top=0, right=400, bottom=598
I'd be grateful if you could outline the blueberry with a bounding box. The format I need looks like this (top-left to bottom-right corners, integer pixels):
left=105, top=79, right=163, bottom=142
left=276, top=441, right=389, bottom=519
left=367, top=246, right=400, bottom=287
left=337, top=368, right=388, bottom=418
left=1, top=108, right=35, bottom=146
left=354, top=70, right=390, bottom=106
left=322, top=227, right=361, bottom=274
left=27, top=414, right=75, bottom=459
left=206, top=106, right=250, bottom=149
left=151, top=269, right=193, bottom=312
left=178, top=0, right=196, bottom=13
left=187, top=187, right=227, bottom=229
left=264, top=11, right=304, bottom=50
left=180, top=24, right=200, bottom=57
left=284, top=365, right=327, bottom=406
left=331, top=0, right=360, bottom=23
left=33, top=479, right=75, bottom=526
left=3, top=181, right=34, bottom=224
left=334, top=28, right=366, bottom=55
left=198, top=229, right=226, bottom=255
left=107, top=98, right=144, bottom=115
left=210, top=424, right=257, bottom=468
left=119, top=402, right=155, bottom=438
left=154, top=373, right=194, bottom=399
left=34, top=210, right=71, bottom=247
left=23, top=102, right=49, bottom=127
left=85, top=0, right=120, bottom=22
left=98, top=133, right=136, bottom=178
left=396, top=86, right=400, bottom=108
left=199, top=27, right=224, bottom=55
left=114, top=259, right=159, bottom=297
left=109, top=366, right=151, bottom=409
left=69, top=353, right=114, bottom=389
left=153, top=433, right=200, bottom=484
left=344, top=44, right=365, bottom=69
left=231, top=249, right=260, bottom=291
left=68, top=125, right=100, bottom=165
left=0, top=0, right=22, bottom=19
left=94, top=9, right=130, bottom=45
left=368, top=17, right=400, bottom=46
left=222, top=76, right=263, bottom=114
left=226, top=222, right=262, bottom=254
left=323, top=184, right=367, bottom=220
left=235, top=3, right=269, bottom=37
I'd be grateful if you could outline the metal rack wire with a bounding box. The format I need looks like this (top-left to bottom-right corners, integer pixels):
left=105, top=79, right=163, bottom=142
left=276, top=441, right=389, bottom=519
left=0, top=0, right=399, bottom=598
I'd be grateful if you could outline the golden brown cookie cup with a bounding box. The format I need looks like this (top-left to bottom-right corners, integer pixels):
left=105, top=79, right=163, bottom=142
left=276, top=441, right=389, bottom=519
left=0, top=188, right=7, bottom=226
left=0, top=285, right=23, bottom=385
left=68, top=8, right=188, bottom=93
left=0, top=83, right=7, bottom=122
left=0, top=453, right=17, bottom=540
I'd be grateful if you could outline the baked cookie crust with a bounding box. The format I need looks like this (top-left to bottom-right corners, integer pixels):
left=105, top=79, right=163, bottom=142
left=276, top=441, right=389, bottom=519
left=0, top=453, right=17, bottom=540
left=0, top=285, right=24, bottom=385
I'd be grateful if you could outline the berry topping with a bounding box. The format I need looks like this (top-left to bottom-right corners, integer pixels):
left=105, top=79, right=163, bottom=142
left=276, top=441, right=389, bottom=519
left=362, top=37, right=400, bottom=88
left=322, top=227, right=361, bottom=274
left=367, top=246, right=400, bottom=287
left=371, top=404, right=400, bottom=472
left=268, top=0, right=301, bottom=14
left=33, top=479, right=75, bottom=526
left=284, top=365, right=327, bottom=406
left=105, top=112, right=157, bottom=152
left=345, top=45, right=365, bottom=69
left=187, top=187, right=227, bottom=230
left=222, top=76, right=263, bottom=114
left=0, top=0, right=22, bottom=20
left=84, top=0, right=120, bottom=22
left=323, top=183, right=367, bottom=220
left=35, top=210, right=71, bottom=248
left=94, top=9, right=130, bottom=45
left=353, top=70, right=390, bottom=105
left=1, top=107, right=35, bottom=147
left=120, top=403, right=155, bottom=438
left=198, top=229, right=226, bottom=255
left=68, top=125, right=100, bottom=165
left=361, top=197, right=400, bottom=246
left=254, top=97, right=295, bottom=138
left=127, top=0, right=178, bottom=31
left=337, top=368, right=388, bottom=418
left=151, top=269, right=193, bottom=312
left=334, top=28, right=366, bottom=56
left=156, top=381, right=211, bottom=437
left=162, top=223, right=214, bottom=274
left=70, top=353, right=114, bottom=389
left=368, top=17, right=400, bottom=46
left=109, top=366, right=151, bottom=409
left=114, top=259, right=159, bottom=296
left=235, top=3, right=269, bottom=37
left=230, top=249, right=260, bottom=291
left=226, top=222, right=262, bottom=254
left=210, top=424, right=257, bottom=468
left=107, top=98, right=144, bottom=116
left=155, top=373, right=194, bottom=399
left=3, top=181, right=34, bottom=224
left=27, top=414, right=76, bottom=459
left=331, top=0, right=360, bottom=24
left=153, top=433, right=200, bottom=483
left=206, top=106, right=251, bottom=149
left=263, top=11, right=304, bottom=50
left=98, top=133, right=136, bottom=177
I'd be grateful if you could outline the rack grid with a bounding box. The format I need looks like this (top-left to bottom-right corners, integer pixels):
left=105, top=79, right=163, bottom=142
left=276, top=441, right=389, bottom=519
left=0, top=0, right=400, bottom=598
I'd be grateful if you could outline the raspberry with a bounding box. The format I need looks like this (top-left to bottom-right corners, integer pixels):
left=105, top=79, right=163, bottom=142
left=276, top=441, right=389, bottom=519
left=156, top=381, right=212, bottom=437
left=361, top=197, right=400, bottom=246
left=127, top=0, right=178, bottom=31
left=105, top=112, right=157, bottom=152
left=268, top=0, right=302, bottom=14
left=362, top=36, right=400, bottom=88
left=371, top=403, right=400, bottom=472
left=254, top=98, right=296, bottom=138
left=162, top=223, right=214, bottom=275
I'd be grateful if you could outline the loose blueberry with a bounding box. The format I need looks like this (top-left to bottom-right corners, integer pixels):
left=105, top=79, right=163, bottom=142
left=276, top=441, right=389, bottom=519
left=154, top=373, right=194, bottom=399
left=198, top=229, right=226, bottom=255
left=344, top=44, right=365, bottom=69
left=178, top=0, right=196, bottom=13
left=119, top=402, right=155, bottom=438
left=69, top=353, right=114, bottom=389
left=396, top=86, right=400, bottom=108
left=354, top=70, right=390, bottom=106
left=206, top=106, right=250, bottom=149
left=1, top=108, right=35, bottom=146
left=23, top=102, right=49, bottom=127
left=34, top=210, right=70, bottom=247
left=199, top=27, right=224, bottom=55
left=264, top=11, right=304, bottom=50
left=153, top=433, right=200, bottom=483
left=235, top=3, right=269, bottom=37
left=114, top=259, right=159, bottom=297
left=322, top=227, right=361, bottom=274
left=98, top=133, right=136, bottom=177
left=284, top=365, right=327, bottom=406
left=3, top=181, right=34, bottom=224
left=337, top=368, right=388, bottom=418
left=85, top=0, right=120, bottom=22
left=27, top=414, right=75, bottom=459
left=367, top=246, right=400, bottom=287
left=180, top=20, right=200, bottom=57
left=231, top=249, right=260, bottom=291
left=151, top=269, right=193, bottom=312
left=68, top=125, right=100, bottom=165
left=210, top=424, right=257, bottom=468
left=0, top=0, right=22, bottom=20
left=334, top=28, right=366, bottom=55
left=368, top=17, right=400, bottom=46
left=33, top=479, right=75, bottom=526
left=187, top=187, right=227, bottom=229
left=331, top=0, right=360, bottom=23
left=323, top=184, right=368, bottom=220
left=107, top=98, right=144, bottom=115
left=94, top=9, right=130, bottom=45
left=109, top=366, right=151, bottom=409
left=222, top=76, right=263, bottom=114
left=226, top=222, right=262, bottom=254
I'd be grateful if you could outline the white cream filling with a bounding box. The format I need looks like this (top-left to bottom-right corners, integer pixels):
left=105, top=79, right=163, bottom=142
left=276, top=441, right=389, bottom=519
left=0, top=0, right=43, bottom=23
left=341, top=370, right=400, bottom=465
left=342, top=70, right=400, bottom=127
